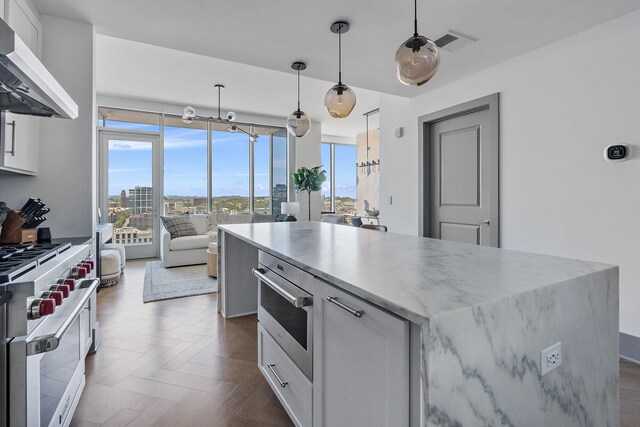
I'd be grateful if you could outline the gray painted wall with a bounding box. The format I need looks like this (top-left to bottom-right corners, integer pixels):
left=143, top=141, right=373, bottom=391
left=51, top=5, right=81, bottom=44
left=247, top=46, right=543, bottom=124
left=0, top=15, right=95, bottom=239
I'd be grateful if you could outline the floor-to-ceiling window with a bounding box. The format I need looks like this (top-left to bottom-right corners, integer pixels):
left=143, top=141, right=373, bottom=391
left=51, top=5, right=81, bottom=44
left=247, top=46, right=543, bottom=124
left=163, top=116, right=208, bottom=215
left=212, top=124, right=251, bottom=214
left=321, top=142, right=357, bottom=215
left=321, top=143, right=332, bottom=212
left=99, top=107, right=290, bottom=235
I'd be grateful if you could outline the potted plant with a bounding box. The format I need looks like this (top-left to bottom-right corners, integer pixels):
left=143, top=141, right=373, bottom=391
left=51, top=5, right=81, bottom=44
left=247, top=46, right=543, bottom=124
left=291, top=165, right=327, bottom=221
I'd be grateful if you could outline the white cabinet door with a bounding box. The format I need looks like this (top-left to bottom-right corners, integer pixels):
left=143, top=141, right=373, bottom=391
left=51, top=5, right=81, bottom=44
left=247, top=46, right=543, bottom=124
left=313, top=281, right=410, bottom=427
left=1, top=112, right=38, bottom=174
left=5, top=0, right=42, bottom=57
left=1, top=0, right=42, bottom=174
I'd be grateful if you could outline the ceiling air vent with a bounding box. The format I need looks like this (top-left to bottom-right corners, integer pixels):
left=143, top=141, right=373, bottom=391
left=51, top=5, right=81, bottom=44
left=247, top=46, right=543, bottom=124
left=434, top=31, right=476, bottom=52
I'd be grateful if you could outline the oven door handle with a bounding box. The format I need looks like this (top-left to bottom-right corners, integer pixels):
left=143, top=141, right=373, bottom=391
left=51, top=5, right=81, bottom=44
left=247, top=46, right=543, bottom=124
left=253, top=268, right=312, bottom=308
left=25, top=278, right=100, bottom=356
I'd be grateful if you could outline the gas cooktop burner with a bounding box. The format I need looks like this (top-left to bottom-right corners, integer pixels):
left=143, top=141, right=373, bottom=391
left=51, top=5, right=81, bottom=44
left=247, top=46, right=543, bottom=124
left=0, top=242, right=71, bottom=284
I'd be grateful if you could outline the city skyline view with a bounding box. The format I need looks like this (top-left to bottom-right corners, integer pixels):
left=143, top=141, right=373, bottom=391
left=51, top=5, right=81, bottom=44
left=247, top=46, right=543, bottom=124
left=106, top=119, right=357, bottom=201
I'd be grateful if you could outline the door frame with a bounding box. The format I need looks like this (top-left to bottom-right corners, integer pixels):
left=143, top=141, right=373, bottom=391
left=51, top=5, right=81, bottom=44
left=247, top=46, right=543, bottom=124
left=98, top=128, right=163, bottom=259
left=417, top=93, right=500, bottom=246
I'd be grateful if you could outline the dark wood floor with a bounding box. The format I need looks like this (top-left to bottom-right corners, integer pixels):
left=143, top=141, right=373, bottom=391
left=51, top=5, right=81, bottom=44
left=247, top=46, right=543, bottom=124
left=70, top=259, right=293, bottom=427
left=72, top=259, right=640, bottom=427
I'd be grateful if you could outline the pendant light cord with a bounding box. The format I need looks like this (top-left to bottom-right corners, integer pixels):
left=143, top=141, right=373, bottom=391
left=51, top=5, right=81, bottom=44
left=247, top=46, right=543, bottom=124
left=338, top=24, right=342, bottom=85
left=217, top=86, right=221, bottom=120
left=414, top=0, right=418, bottom=37
left=297, top=68, right=301, bottom=111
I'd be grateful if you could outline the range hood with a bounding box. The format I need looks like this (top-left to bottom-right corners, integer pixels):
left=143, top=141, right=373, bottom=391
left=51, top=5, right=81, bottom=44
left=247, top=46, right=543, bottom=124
left=0, top=18, right=77, bottom=119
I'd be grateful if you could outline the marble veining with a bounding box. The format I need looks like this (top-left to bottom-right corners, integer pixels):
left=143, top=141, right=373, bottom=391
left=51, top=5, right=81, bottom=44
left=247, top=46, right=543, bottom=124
left=219, top=222, right=618, bottom=426
left=218, top=222, right=615, bottom=322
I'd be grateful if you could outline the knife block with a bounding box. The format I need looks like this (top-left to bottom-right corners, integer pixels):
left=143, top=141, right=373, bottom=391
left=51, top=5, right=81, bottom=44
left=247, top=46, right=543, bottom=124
left=0, top=210, right=27, bottom=243
left=1, top=228, right=37, bottom=244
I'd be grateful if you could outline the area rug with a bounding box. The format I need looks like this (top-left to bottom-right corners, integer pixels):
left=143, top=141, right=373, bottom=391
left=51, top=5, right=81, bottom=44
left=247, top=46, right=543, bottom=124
left=143, top=261, right=217, bottom=303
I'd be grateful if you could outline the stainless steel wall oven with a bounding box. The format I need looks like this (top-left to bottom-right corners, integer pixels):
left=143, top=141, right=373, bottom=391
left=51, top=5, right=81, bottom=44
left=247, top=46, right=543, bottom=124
left=254, top=251, right=313, bottom=380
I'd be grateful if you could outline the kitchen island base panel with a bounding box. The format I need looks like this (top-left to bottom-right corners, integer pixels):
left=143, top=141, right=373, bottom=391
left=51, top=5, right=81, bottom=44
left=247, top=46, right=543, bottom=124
left=426, top=267, right=618, bottom=427
left=218, top=231, right=258, bottom=318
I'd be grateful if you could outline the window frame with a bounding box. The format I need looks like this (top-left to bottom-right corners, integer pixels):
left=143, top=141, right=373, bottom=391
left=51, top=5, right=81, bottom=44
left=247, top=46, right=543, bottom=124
left=98, top=106, right=291, bottom=217
left=321, top=141, right=357, bottom=214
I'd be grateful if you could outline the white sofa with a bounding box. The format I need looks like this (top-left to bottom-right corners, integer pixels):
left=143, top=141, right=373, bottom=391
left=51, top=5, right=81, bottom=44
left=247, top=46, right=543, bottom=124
left=160, top=213, right=274, bottom=268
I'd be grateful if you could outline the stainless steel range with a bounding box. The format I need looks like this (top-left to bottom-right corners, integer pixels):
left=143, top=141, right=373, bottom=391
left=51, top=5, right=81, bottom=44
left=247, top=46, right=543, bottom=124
left=0, top=241, right=99, bottom=427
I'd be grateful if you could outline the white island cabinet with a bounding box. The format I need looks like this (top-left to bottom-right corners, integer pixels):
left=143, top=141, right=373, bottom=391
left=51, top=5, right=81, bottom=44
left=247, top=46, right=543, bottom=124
left=313, top=280, right=409, bottom=427
left=0, top=0, right=42, bottom=175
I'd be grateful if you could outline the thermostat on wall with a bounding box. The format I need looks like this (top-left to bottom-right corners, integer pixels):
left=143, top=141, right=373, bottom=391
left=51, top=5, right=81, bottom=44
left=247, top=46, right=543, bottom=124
left=604, top=144, right=630, bottom=162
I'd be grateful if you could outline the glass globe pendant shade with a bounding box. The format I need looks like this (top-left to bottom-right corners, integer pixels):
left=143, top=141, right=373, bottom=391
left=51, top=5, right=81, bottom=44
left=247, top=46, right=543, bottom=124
left=395, top=35, right=440, bottom=86
left=324, top=84, right=356, bottom=119
left=286, top=109, right=311, bottom=137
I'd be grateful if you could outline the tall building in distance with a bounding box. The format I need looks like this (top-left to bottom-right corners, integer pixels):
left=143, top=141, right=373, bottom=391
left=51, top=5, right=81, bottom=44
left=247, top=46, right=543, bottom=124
left=129, top=186, right=153, bottom=214
left=120, top=190, right=128, bottom=208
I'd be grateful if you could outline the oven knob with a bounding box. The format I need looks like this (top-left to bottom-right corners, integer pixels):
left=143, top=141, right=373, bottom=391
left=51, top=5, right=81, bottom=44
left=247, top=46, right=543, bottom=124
left=56, top=278, right=76, bottom=291
left=40, top=291, right=63, bottom=306
left=83, top=259, right=95, bottom=270
left=70, top=266, right=87, bottom=279
left=28, top=298, right=55, bottom=319
left=82, top=263, right=93, bottom=273
left=49, top=284, right=70, bottom=298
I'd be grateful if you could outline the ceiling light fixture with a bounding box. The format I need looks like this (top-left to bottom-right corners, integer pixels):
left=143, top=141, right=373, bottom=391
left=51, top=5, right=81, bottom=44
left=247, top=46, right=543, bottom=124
left=286, top=62, right=311, bottom=138
left=395, top=0, right=440, bottom=86
left=228, top=124, right=258, bottom=143
left=182, top=83, right=258, bottom=141
left=324, top=21, right=356, bottom=119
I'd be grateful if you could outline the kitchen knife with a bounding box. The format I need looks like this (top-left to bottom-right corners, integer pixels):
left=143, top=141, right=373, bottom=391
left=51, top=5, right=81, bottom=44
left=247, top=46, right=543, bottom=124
left=20, top=198, right=36, bottom=213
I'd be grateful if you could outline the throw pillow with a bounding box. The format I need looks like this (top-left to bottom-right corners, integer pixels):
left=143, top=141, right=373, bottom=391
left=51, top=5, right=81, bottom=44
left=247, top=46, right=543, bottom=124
left=161, top=216, right=197, bottom=239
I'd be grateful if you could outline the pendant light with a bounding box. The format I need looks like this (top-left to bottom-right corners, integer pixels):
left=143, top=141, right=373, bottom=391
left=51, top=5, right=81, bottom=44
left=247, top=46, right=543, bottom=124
left=182, top=83, right=258, bottom=141
left=182, top=84, right=237, bottom=124
left=395, top=0, right=440, bottom=86
left=324, top=21, right=356, bottom=119
left=286, top=62, right=311, bottom=138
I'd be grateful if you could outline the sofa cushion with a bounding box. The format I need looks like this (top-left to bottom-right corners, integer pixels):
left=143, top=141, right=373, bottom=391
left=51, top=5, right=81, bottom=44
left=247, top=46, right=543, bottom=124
left=189, top=214, right=209, bottom=235
left=169, top=234, right=212, bottom=251
left=229, top=213, right=253, bottom=224
left=161, top=216, right=197, bottom=238
left=252, top=213, right=275, bottom=223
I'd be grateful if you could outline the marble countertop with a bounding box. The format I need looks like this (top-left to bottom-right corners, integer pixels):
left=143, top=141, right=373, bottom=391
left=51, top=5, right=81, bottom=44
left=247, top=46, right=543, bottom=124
left=219, top=222, right=616, bottom=323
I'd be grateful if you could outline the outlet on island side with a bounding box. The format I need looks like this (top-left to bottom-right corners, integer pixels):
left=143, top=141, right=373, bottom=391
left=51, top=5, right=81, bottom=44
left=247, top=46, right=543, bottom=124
left=540, top=341, right=562, bottom=376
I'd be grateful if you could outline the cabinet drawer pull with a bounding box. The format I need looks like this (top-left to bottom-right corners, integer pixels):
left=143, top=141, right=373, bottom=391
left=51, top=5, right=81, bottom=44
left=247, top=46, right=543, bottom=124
left=267, top=363, right=288, bottom=388
left=5, top=120, right=16, bottom=156
left=326, top=296, right=363, bottom=318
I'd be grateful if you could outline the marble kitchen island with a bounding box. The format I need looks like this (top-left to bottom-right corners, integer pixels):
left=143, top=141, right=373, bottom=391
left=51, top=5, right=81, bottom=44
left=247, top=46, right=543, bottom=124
left=217, top=222, right=618, bottom=427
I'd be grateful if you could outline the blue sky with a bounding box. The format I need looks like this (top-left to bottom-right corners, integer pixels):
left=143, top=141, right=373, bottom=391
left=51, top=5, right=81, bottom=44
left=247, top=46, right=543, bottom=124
left=106, top=120, right=355, bottom=198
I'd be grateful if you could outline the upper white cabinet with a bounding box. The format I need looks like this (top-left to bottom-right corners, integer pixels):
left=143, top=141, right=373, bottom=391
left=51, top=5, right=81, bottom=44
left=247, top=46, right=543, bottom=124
left=0, top=0, right=42, bottom=175
left=1, top=113, right=38, bottom=173
left=5, top=0, right=42, bottom=57
left=313, top=280, right=410, bottom=427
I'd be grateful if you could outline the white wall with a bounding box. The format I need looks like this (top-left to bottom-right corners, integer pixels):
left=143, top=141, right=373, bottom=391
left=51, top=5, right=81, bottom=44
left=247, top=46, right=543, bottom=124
left=0, top=15, right=96, bottom=239
left=380, top=10, right=640, bottom=338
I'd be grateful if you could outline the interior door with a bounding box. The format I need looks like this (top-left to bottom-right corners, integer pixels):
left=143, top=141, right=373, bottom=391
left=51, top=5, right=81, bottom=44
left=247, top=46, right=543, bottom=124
left=428, top=107, right=498, bottom=246
left=99, top=130, right=162, bottom=259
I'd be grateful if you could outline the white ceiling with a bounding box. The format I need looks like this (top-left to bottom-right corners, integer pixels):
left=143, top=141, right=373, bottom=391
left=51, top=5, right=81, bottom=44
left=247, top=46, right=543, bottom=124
left=32, top=0, right=640, bottom=137
left=95, top=35, right=381, bottom=138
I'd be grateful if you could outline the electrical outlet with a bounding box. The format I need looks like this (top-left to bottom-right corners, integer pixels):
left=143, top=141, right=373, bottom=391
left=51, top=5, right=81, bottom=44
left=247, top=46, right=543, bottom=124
left=540, top=342, right=562, bottom=375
